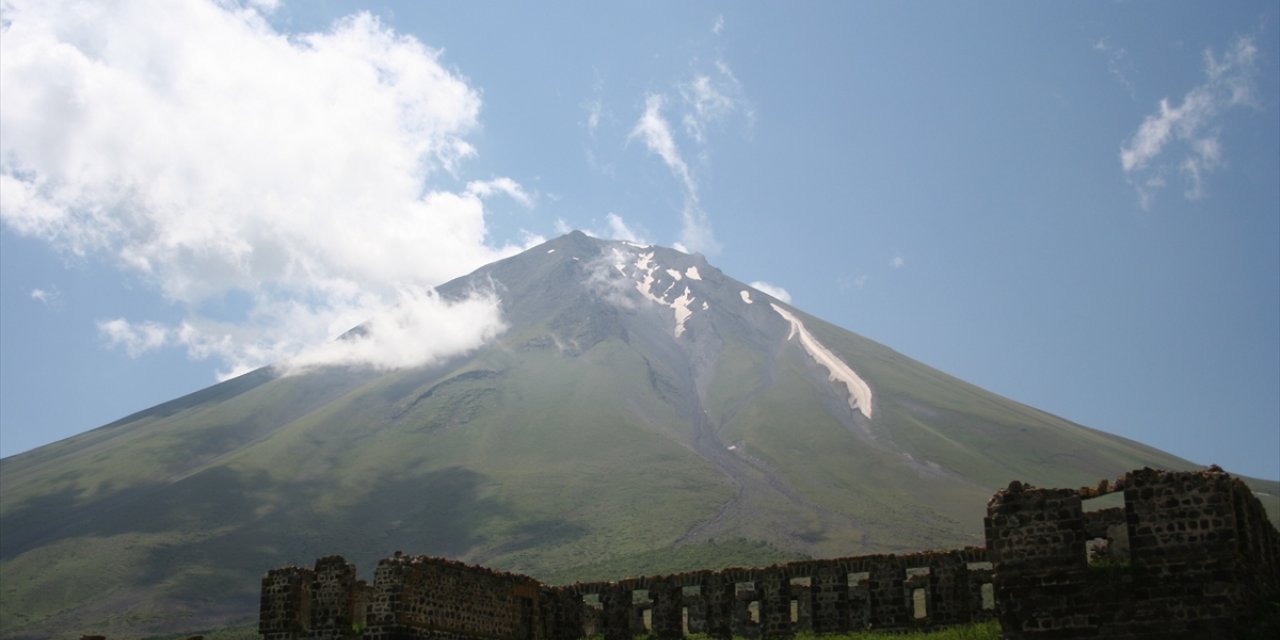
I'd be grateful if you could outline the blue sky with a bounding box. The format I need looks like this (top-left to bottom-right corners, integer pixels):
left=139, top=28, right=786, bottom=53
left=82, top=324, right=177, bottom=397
left=2, top=1, right=1277, bottom=480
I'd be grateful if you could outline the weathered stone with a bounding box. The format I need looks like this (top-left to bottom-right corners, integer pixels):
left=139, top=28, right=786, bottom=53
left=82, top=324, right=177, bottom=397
left=988, top=467, right=1280, bottom=639
left=257, top=467, right=1276, bottom=640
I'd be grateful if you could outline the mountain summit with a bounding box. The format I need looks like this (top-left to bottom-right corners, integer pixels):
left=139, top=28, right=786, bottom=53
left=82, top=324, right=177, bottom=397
left=2, top=232, right=1275, bottom=638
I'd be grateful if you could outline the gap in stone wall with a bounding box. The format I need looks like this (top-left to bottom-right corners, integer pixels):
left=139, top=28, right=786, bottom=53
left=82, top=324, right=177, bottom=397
left=1082, top=490, right=1131, bottom=566
left=906, top=566, right=930, bottom=622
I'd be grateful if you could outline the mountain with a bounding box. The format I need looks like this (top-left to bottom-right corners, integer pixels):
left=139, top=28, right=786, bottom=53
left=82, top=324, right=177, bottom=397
left=2, top=231, right=1276, bottom=638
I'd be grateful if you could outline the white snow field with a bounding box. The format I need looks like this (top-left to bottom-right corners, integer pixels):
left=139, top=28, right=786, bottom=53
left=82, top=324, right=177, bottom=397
left=771, top=303, right=873, bottom=419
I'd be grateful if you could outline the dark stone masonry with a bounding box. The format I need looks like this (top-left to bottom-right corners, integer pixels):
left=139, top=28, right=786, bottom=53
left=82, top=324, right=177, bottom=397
left=259, top=467, right=1279, bottom=639
left=987, top=466, right=1280, bottom=638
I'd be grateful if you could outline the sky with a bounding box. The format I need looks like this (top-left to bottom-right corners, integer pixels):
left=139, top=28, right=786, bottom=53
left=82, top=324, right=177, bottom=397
left=1, top=1, right=1277, bottom=480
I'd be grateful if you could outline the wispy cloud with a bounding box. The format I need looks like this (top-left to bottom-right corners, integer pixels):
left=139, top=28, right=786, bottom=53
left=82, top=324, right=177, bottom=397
left=627, top=56, right=753, bottom=255
left=99, top=319, right=171, bottom=358
left=680, top=61, right=752, bottom=145
left=604, top=213, right=646, bottom=244
left=682, top=75, right=734, bottom=144
left=1094, top=38, right=1136, bottom=98
left=0, top=0, right=530, bottom=378
left=580, top=69, right=618, bottom=178
left=631, top=94, right=697, bottom=195
left=466, top=178, right=535, bottom=208
left=712, top=14, right=725, bottom=36
left=30, top=287, right=62, bottom=309
left=584, top=99, right=603, bottom=135
left=749, top=281, right=792, bottom=303
left=629, top=94, right=718, bottom=253
left=1119, top=36, right=1259, bottom=208
left=837, top=274, right=870, bottom=292
left=891, top=255, right=906, bottom=269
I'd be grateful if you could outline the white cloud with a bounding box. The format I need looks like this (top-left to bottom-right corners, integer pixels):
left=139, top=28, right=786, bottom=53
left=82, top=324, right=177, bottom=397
left=580, top=69, right=616, bottom=177
left=605, top=213, right=645, bottom=243
left=749, top=281, right=792, bottom=303
left=837, top=275, right=869, bottom=291
left=1119, top=36, right=1258, bottom=207
left=629, top=94, right=719, bottom=254
left=891, top=255, right=905, bottom=269
left=712, top=14, right=725, bottom=36
left=30, top=287, right=62, bottom=308
left=245, top=0, right=280, bottom=12
left=582, top=68, right=606, bottom=136
left=678, top=201, right=717, bottom=256
left=581, top=250, right=639, bottom=310
left=679, top=61, right=750, bottom=146
left=466, top=178, right=535, bottom=208
left=584, top=99, right=603, bottom=135
left=1094, top=38, right=1136, bottom=98
left=1, top=0, right=527, bottom=374
left=681, top=75, right=734, bottom=145
left=99, top=319, right=171, bottom=358
left=94, top=285, right=508, bottom=381
left=618, top=44, right=750, bottom=257
left=284, top=287, right=506, bottom=375
left=631, top=94, right=696, bottom=195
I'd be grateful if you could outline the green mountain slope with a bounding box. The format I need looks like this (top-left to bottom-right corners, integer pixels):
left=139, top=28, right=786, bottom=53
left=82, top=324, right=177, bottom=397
left=2, top=231, right=1275, bottom=639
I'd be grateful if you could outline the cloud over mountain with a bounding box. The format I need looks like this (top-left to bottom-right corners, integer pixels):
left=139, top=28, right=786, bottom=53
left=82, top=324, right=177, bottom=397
left=0, top=0, right=528, bottom=377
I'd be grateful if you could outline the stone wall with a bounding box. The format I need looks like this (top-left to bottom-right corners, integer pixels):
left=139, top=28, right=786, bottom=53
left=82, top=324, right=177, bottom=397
left=260, top=552, right=546, bottom=640
left=260, top=548, right=994, bottom=640
left=260, top=565, right=316, bottom=640
left=563, top=547, right=994, bottom=639
left=260, top=467, right=1277, bottom=640
left=986, top=466, right=1280, bottom=639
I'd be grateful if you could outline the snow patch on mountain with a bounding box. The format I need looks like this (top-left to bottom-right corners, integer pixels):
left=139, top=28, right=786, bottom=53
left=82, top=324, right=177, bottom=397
left=740, top=290, right=753, bottom=304
left=666, top=268, right=683, bottom=281
left=672, top=287, right=695, bottom=337
left=685, top=266, right=702, bottom=280
left=771, top=304, right=873, bottom=419
left=619, top=249, right=701, bottom=338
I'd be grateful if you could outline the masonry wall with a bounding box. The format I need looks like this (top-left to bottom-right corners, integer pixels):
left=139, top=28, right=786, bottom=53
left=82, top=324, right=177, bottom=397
left=564, top=547, right=994, bottom=639
left=986, top=467, right=1280, bottom=639
left=260, top=566, right=315, bottom=640
left=261, top=553, right=546, bottom=640
left=260, top=467, right=1277, bottom=640
left=260, top=548, right=994, bottom=640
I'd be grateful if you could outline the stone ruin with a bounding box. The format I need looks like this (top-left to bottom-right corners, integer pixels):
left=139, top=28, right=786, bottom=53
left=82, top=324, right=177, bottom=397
left=567, top=547, right=994, bottom=638
left=987, top=466, right=1279, bottom=638
left=260, top=548, right=993, bottom=639
left=259, top=467, right=1279, bottom=639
